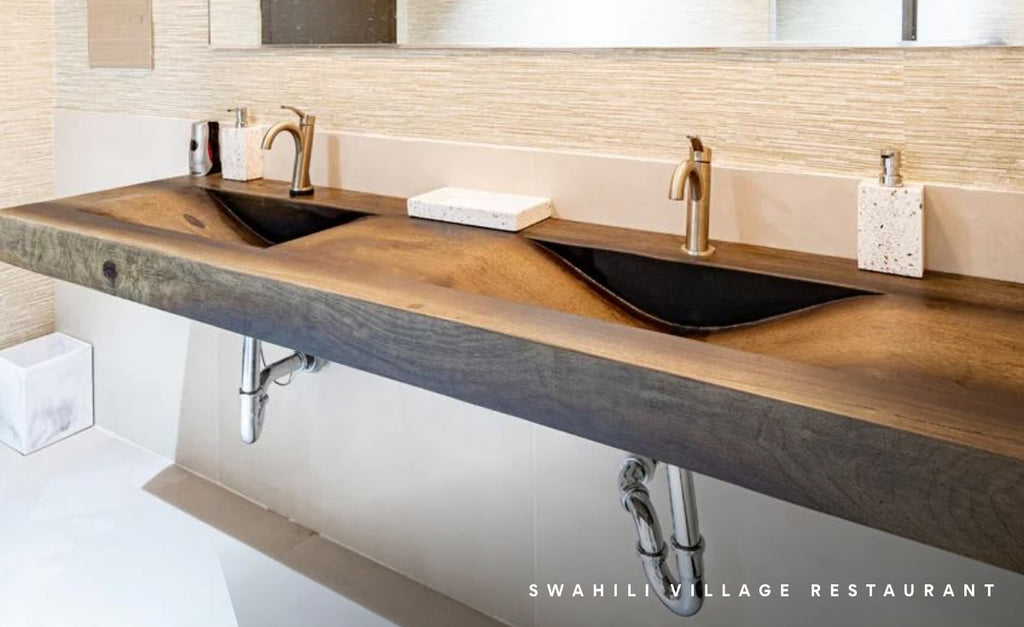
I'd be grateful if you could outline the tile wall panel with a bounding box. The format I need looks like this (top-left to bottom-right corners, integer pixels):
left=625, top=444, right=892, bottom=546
left=0, top=0, right=55, bottom=349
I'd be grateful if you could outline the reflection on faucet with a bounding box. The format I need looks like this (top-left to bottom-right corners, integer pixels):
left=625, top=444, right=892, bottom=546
left=262, top=105, right=316, bottom=197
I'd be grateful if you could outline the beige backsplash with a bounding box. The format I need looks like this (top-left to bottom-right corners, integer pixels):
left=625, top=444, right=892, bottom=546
left=294, top=129, right=1024, bottom=283
left=54, top=0, right=1023, bottom=193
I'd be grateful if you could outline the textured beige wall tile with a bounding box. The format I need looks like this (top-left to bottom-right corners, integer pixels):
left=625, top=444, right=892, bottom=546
left=0, top=266, right=55, bottom=350
left=1, top=1, right=54, bottom=208
left=55, top=0, right=1023, bottom=192
left=903, top=47, right=1024, bottom=190
left=0, top=0, right=56, bottom=350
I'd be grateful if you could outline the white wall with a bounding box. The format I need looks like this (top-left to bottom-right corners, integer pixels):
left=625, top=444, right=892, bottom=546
left=398, top=0, right=773, bottom=47
left=775, top=0, right=900, bottom=44
left=917, top=0, right=1024, bottom=45
left=53, top=109, right=1024, bottom=627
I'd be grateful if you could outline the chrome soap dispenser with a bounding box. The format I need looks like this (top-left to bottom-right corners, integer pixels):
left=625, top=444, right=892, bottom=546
left=857, top=149, right=925, bottom=278
left=220, top=106, right=265, bottom=182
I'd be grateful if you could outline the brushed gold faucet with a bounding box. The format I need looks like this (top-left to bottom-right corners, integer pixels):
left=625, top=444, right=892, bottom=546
left=669, top=136, right=714, bottom=257
left=262, top=105, right=316, bottom=196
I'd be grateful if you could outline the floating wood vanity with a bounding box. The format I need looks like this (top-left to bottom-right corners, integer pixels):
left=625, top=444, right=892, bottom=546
left=1, top=176, right=1021, bottom=573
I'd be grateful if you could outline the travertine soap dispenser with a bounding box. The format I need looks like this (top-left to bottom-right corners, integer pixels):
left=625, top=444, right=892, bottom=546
left=857, top=149, right=924, bottom=278
left=220, top=106, right=264, bottom=182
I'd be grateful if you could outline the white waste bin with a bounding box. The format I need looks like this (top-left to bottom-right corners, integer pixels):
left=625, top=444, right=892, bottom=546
left=0, top=332, right=94, bottom=455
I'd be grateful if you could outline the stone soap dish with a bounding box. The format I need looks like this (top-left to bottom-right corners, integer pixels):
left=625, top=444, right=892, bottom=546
left=408, top=187, right=553, bottom=232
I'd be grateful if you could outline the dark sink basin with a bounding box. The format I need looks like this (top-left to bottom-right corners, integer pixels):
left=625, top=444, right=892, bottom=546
left=207, top=189, right=369, bottom=245
left=536, top=241, right=875, bottom=332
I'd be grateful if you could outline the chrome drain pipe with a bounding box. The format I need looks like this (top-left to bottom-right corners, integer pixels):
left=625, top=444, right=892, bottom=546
left=619, top=455, right=705, bottom=617
left=240, top=336, right=323, bottom=445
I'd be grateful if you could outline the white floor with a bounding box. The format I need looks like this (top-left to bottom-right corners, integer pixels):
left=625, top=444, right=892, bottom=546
left=0, top=428, right=501, bottom=627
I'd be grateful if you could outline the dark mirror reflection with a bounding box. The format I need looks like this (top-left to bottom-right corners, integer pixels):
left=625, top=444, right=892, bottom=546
left=262, top=0, right=397, bottom=45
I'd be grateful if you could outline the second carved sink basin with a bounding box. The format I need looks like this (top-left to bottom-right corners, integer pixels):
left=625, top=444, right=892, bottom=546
left=207, top=189, right=369, bottom=245
left=43, top=182, right=375, bottom=250
left=536, top=241, right=875, bottom=332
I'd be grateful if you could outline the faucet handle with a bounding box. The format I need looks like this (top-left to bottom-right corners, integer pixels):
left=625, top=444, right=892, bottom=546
left=281, top=105, right=315, bottom=124
left=687, top=135, right=711, bottom=163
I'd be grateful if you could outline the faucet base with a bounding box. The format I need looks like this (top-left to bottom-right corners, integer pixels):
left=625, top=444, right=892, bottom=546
left=289, top=187, right=315, bottom=197
left=682, top=243, right=716, bottom=259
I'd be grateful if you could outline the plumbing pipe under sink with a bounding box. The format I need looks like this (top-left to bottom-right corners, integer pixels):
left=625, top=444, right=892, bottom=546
left=619, top=455, right=705, bottom=617
left=240, top=336, right=324, bottom=444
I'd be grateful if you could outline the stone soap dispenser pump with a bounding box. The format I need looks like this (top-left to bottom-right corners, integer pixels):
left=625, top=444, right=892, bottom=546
left=857, top=149, right=925, bottom=278
left=220, top=106, right=265, bottom=182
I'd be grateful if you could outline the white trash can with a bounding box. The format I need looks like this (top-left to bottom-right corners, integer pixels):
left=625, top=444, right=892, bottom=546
left=0, top=332, right=94, bottom=455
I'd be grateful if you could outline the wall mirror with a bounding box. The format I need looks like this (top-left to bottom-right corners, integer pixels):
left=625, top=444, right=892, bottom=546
left=209, top=1, right=1024, bottom=49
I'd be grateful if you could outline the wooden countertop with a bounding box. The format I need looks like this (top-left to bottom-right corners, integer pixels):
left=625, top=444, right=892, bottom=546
left=1, top=176, right=1021, bottom=572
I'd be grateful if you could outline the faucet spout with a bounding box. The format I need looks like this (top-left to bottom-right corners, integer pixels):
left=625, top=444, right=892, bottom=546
left=262, top=105, right=316, bottom=197
left=261, top=121, right=301, bottom=152
left=669, top=159, right=699, bottom=202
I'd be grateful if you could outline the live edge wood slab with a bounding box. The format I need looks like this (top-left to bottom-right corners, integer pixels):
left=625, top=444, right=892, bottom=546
left=1, top=176, right=1021, bottom=573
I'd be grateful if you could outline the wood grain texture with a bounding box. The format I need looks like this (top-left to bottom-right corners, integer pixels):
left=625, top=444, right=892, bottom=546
left=62, top=182, right=266, bottom=245
left=0, top=0, right=55, bottom=349
left=206, top=177, right=409, bottom=216
left=0, top=177, right=1022, bottom=572
left=56, top=0, right=1024, bottom=191
left=706, top=295, right=1024, bottom=400
left=273, top=215, right=654, bottom=329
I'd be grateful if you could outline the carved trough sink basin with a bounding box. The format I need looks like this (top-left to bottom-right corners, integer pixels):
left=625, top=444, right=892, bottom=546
left=33, top=182, right=372, bottom=251
left=534, top=241, right=874, bottom=333
left=206, top=189, right=369, bottom=245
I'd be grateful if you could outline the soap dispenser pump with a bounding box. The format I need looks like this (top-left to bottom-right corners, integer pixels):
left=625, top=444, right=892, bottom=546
left=230, top=106, right=249, bottom=128
left=857, top=149, right=925, bottom=278
left=220, top=106, right=265, bottom=182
